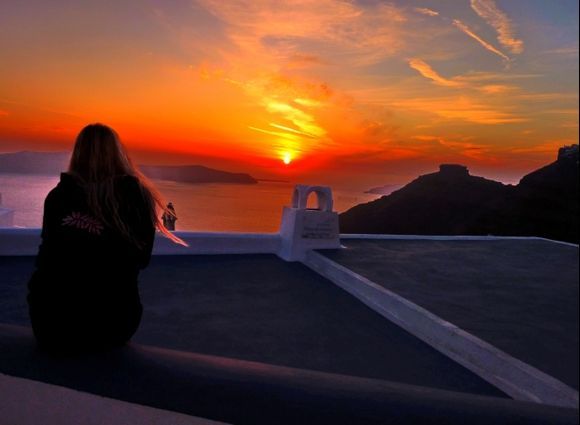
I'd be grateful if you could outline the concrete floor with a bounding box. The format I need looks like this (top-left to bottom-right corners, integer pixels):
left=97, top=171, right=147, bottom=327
left=0, top=254, right=504, bottom=397
left=5, top=324, right=577, bottom=425
left=0, top=372, right=224, bottom=425
left=321, top=239, right=579, bottom=390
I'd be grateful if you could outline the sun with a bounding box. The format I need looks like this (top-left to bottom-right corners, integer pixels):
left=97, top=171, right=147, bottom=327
left=282, top=152, right=292, bottom=165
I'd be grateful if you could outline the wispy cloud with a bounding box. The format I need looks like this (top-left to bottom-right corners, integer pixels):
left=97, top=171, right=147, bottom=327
left=414, top=7, right=439, bottom=17
left=410, top=3, right=514, bottom=63
left=509, top=140, right=574, bottom=155
left=198, top=0, right=409, bottom=67
left=561, top=121, right=579, bottom=129
left=269, top=122, right=318, bottom=138
left=414, top=135, right=494, bottom=160
left=479, top=84, right=516, bottom=94
left=408, top=61, right=519, bottom=94
left=286, top=53, right=326, bottom=69
left=408, top=58, right=462, bottom=87
left=453, top=19, right=510, bottom=61
left=542, top=46, right=579, bottom=58
left=454, top=72, right=541, bottom=82
left=540, top=108, right=579, bottom=115
left=392, top=96, right=527, bottom=124
left=470, top=0, right=524, bottom=54
left=248, top=125, right=301, bottom=141
left=265, top=100, right=326, bottom=137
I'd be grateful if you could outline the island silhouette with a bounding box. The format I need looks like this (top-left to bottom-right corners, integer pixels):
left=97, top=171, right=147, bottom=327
left=0, top=151, right=257, bottom=184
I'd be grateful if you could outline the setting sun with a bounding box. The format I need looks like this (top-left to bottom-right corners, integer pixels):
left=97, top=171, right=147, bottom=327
left=282, top=152, right=292, bottom=165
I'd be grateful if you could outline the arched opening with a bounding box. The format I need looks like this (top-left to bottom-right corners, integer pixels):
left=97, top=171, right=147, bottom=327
left=305, top=187, right=332, bottom=211
left=306, top=191, right=319, bottom=210
left=290, top=185, right=333, bottom=211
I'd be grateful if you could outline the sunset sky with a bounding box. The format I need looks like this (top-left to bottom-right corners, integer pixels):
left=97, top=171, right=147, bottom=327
left=0, top=0, right=578, bottom=189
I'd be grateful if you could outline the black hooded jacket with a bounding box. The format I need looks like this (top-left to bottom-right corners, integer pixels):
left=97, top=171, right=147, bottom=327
left=27, top=172, right=156, bottom=351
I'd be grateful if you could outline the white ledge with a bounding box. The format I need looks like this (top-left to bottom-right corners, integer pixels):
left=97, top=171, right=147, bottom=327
left=155, top=231, right=281, bottom=255
left=1, top=228, right=576, bottom=257
left=340, top=233, right=579, bottom=248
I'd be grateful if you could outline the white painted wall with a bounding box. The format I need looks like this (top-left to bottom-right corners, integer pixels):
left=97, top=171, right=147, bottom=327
left=0, top=228, right=576, bottom=257
left=0, top=184, right=343, bottom=259
left=278, top=185, right=341, bottom=261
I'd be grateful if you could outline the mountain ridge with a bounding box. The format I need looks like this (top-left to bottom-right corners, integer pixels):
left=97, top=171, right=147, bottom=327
left=340, top=146, right=579, bottom=243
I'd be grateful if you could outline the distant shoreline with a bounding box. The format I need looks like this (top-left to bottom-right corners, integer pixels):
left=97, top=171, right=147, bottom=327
left=256, top=179, right=291, bottom=183
left=0, top=151, right=258, bottom=185
left=0, top=171, right=287, bottom=186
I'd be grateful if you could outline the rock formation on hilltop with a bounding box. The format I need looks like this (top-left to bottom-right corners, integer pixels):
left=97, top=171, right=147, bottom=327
left=340, top=146, right=579, bottom=243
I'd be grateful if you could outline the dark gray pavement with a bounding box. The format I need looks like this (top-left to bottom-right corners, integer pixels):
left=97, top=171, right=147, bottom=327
left=321, top=239, right=579, bottom=389
left=0, top=254, right=505, bottom=397
left=3, top=324, right=578, bottom=425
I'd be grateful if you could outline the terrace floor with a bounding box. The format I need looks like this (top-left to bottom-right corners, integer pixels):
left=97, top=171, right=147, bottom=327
left=0, top=253, right=505, bottom=397
left=321, top=238, right=579, bottom=390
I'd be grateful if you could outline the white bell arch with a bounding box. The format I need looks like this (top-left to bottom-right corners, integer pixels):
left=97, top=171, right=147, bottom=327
left=279, top=184, right=341, bottom=261
left=291, top=185, right=334, bottom=212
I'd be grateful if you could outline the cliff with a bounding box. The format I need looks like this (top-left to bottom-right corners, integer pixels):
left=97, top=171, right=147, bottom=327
left=364, top=184, right=403, bottom=195
left=340, top=146, right=579, bottom=243
left=496, top=145, right=579, bottom=242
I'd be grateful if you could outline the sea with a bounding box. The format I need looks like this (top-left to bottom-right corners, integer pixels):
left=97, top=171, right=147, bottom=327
left=0, top=174, right=380, bottom=232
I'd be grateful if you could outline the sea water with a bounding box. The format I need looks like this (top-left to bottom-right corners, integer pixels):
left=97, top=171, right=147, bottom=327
left=0, top=174, right=379, bottom=232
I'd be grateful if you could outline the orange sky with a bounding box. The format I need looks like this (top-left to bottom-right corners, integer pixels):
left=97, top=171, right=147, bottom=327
left=0, top=0, right=578, bottom=189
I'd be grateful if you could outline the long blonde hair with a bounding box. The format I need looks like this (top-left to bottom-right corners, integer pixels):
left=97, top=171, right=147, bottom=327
left=69, top=123, right=187, bottom=247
